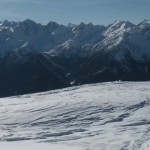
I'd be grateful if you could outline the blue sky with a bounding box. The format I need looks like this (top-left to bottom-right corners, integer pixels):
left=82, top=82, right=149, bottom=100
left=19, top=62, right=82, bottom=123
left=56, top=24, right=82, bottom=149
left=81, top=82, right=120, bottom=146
left=0, top=0, right=149, bottom=25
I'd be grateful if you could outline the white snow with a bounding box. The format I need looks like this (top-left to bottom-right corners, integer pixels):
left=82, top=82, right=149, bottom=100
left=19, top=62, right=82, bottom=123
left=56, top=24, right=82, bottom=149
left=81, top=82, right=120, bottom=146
left=92, top=20, right=150, bottom=62
left=0, top=81, right=150, bottom=150
left=0, top=142, right=81, bottom=150
left=138, top=20, right=150, bottom=29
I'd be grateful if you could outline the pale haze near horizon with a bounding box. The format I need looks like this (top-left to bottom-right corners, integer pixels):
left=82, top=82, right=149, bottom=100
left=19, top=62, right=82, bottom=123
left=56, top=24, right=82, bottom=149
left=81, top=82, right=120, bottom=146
left=0, top=0, right=149, bottom=25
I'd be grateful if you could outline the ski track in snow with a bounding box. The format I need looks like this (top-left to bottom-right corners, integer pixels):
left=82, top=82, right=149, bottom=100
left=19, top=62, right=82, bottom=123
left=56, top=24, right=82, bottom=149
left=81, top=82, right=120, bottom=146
left=0, top=81, right=150, bottom=150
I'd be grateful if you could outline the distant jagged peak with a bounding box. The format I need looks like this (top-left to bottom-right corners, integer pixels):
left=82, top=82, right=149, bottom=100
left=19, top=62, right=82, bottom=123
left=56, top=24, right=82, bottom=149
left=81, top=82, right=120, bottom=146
left=22, top=19, right=38, bottom=25
left=15, top=19, right=44, bottom=31
left=79, top=22, right=86, bottom=27
left=67, top=23, right=76, bottom=28
left=18, top=19, right=44, bottom=29
left=14, top=19, right=43, bottom=34
left=0, top=20, right=18, bottom=28
left=72, top=22, right=104, bottom=37
left=108, top=20, right=135, bottom=31
left=0, top=20, right=18, bottom=33
left=115, top=20, right=134, bottom=26
left=47, top=21, right=69, bottom=33
left=69, top=22, right=104, bottom=29
left=104, top=20, right=136, bottom=37
left=76, top=22, right=100, bottom=29
left=47, top=21, right=61, bottom=29
left=138, top=19, right=150, bottom=29
left=0, top=20, right=10, bottom=26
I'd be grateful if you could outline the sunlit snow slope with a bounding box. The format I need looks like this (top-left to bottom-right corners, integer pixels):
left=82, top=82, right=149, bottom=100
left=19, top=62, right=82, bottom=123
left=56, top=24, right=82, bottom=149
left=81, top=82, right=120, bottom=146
left=0, top=82, right=150, bottom=150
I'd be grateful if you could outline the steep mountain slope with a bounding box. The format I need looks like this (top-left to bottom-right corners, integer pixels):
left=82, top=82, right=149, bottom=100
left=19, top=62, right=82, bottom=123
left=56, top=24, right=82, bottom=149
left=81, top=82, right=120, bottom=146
left=0, top=52, right=68, bottom=97
left=138, top=19, right=150, bottom=41
left=75, top=21, right=150, bottom=84
left=0, top=19, right=150, bottom=96
left=48, top=22, right=105, bottom=57
left=0, top=19, right=73, bottom=57
left=92, top=20, right=150, bottom=61
left=0, top=82, right=150, bottom=150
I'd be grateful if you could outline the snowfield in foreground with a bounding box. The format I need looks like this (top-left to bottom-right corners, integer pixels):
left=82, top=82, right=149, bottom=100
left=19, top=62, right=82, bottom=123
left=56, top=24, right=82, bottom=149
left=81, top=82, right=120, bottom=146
left=0, top=82, right=150, bottom=150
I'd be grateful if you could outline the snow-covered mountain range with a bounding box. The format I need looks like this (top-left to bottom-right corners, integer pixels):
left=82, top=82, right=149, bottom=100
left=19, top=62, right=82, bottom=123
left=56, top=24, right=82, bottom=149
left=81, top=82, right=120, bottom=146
left=0, top=19, right=150, bottom=97
left=0, top=19, right=150, bottom=58
left=0, top=81, right=150, bottom=150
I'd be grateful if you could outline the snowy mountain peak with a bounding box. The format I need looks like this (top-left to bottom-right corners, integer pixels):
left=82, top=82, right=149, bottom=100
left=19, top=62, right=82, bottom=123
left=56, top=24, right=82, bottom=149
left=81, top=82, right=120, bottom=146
left=0, top=20, right=10, bottom=26
left=95, top=21, right=135, bottom=52
left=1, top=19, right=150, bottom=100
left=0, top=20, right=11, bottom=26
left=138, top=19, right=150, bottom=29
left=104, top=21, right=135, bottom=37
left=116, top=21, right=135, bottom=27
left=0, top=19, right=150, bottom=62
left=0, top=20, right=17, bottom=29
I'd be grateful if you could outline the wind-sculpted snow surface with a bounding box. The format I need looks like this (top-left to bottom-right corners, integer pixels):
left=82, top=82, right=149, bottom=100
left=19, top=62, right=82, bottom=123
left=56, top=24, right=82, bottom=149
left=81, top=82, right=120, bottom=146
left=0, top=82, right=150, bottom=150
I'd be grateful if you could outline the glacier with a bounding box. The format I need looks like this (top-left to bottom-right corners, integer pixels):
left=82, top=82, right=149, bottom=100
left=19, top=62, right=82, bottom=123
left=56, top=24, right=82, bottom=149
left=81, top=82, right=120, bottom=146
left=0, top=81, right=150, bottom=150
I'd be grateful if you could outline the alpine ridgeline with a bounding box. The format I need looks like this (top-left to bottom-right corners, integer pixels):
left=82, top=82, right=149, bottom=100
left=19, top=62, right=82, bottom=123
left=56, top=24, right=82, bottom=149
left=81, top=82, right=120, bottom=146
left=0, top=19, right=150, bottom=97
